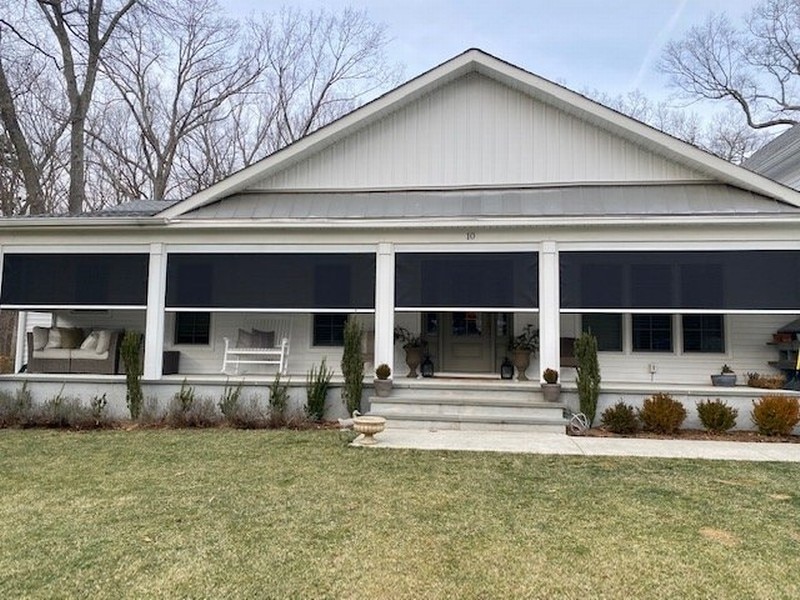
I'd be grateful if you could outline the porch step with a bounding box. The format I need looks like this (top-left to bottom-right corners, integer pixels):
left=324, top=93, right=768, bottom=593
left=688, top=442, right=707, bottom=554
left=369, top=384, right=568, bottom=432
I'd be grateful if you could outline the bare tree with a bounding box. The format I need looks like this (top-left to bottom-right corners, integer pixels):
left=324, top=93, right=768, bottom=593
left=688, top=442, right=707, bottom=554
left=174, top=6, right=402, bottom=196
left=660, top=0, right=800, bottom=131
left=589, top=89, right=768, bottom=164
left=99, top=0, right=263, bottom=201
left=0, top=0, right=138, bottom=214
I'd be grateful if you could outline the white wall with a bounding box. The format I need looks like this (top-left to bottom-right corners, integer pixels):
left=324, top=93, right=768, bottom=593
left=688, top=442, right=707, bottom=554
left=256, top=72, right=705, bottom=191
left=162, top=312, right=375, bottom=378
left=560, top=313, right=794, bottom=386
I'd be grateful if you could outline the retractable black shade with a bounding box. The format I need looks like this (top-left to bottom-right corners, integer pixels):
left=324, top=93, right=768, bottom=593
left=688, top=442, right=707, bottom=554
left=395, top=252, right=538, bottom=309
left=561, top=250, right=800, bottom=310
left=1, top=253, right=149, bottom=307
left=166, top=253, right=376, bottom=309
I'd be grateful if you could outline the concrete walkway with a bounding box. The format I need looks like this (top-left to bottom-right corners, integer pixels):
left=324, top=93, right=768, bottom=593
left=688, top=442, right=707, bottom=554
left=355, top=429, right=800, bottom=462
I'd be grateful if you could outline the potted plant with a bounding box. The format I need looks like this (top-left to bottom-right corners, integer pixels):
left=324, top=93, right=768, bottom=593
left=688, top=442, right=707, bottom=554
left=394, top=326, right=427, bottom=378
left=541, top=367, right=561, bottom=402
left=711, top=364, right=737, bottom=387
left=508, top=324, right=539, bottom=381
left=374, top=363, right=392, bottom=397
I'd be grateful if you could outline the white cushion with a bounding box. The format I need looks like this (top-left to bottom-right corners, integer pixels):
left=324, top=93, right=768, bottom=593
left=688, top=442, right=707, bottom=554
left=95, top=330, right=112, bottom=355
left=71, top=348, right=109, bottom=360
left=33, top=348, right=72, bottom=359
left=32, top=327, right=49, bottom=351
left=80, top=331, right=99, bottom=351
left=45, top=328, right=62, bottom=349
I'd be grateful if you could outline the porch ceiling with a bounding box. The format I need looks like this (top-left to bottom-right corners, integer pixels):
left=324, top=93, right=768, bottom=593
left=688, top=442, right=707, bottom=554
left=179, top=184, right=799, bottom=221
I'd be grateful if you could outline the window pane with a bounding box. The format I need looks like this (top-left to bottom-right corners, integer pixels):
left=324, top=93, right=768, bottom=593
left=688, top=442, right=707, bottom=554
left=175, top=313, right=210, bottom=345
left=632, top=314, right=673, bottom=352
left=682, top=315, right=724, bottom=353
left=313, top=314, right=347, bottom=346
left=582, top=314, right=622, bottom=351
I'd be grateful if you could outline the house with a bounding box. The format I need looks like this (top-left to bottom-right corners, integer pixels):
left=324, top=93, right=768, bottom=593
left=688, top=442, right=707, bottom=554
left=744, top=125, right=800, bottom=191
left=2, top=49, right=800, bottom=426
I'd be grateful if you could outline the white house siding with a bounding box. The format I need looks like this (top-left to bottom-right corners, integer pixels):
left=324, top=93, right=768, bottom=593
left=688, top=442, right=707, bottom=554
left=255, top=72, right=708, bottom=191
left=162, top=312, right=376, bottom=378
left=558, top=314, right=794, bottom=386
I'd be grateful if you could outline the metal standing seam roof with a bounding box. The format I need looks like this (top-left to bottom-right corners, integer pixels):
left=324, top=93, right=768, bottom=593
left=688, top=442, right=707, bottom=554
left=178, top=184, right=800, bottom=220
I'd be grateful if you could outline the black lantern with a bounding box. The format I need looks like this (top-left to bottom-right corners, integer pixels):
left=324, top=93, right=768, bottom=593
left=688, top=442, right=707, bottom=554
left=500, top=357, right=514, bottom=380
left=421, top=355, right=434, bottom=378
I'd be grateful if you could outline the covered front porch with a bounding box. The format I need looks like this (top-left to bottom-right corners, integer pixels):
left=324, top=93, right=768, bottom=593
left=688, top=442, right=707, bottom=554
left=2, top=245, right=800, bottom=428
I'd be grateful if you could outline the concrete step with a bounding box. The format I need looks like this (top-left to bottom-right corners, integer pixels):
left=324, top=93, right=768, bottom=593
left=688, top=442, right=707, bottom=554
left=371, top=398, right=565, bottom=420
left=383, top=414, right=567, bottom=433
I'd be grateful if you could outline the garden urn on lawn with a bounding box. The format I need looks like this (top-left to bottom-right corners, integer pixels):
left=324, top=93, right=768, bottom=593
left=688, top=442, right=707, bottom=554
left=541, top=368, right=561, bottom=402
left=374, top=363, right=393, bottom=397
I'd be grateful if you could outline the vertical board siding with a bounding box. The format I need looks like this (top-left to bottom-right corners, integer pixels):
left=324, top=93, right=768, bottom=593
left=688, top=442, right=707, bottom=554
left=257, top=73, right=705, bottom=191
left=162, top=313, right=375, bottom=377
left=559, top=314, right=795, bottom=385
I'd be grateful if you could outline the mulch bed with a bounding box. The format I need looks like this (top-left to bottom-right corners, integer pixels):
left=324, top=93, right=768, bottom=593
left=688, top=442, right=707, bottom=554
left=578, top=428, right=800, bottom=443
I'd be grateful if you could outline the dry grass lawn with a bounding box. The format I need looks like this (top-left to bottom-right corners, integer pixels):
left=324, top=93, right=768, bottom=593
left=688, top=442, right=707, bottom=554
left=1, top=429, right=799, bottom=599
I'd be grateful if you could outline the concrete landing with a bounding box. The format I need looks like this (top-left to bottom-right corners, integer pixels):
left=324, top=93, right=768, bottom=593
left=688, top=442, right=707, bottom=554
left=352, top=430, right=800, bottom=462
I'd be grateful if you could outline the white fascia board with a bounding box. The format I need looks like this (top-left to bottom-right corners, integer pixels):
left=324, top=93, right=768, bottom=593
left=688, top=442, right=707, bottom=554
left=168, top=214, right=800, bottom=230
left=0, top=217, right=164, bottom=229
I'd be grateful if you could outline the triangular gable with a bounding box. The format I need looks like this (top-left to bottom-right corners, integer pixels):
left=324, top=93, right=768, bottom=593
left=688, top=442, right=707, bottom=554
left=160, top=49, right=800, bottom=218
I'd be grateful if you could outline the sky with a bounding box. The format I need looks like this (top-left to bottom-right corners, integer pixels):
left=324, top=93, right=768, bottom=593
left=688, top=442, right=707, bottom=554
left=224, top=0, right=763, bottom=107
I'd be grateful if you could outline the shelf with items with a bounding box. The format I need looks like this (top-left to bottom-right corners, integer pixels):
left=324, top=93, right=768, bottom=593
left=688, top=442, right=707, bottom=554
left=767, top=340, right=800, bottom=372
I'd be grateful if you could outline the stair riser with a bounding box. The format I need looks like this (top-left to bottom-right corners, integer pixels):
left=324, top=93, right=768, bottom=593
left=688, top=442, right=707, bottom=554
left=389, top=388, right=541, bottom=401
left=372, top=403, right=564, bottom=420
left=385, top=419, right=567, bottom=433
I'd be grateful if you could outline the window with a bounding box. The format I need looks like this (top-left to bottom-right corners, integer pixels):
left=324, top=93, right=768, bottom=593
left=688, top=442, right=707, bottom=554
left=582, top=314, right=623, bottom=351
left=313, top=314, right=347, bottom=346
left=632, top=314, right=673, bottom=352
left=683, top=315, right=725, bottom=353
left=174, top=312, right=210, bottom=345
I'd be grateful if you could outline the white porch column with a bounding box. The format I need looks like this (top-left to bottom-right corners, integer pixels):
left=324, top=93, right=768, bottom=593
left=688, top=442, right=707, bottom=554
left=14, top=311, right=27, bottom=373
left=538, top=241, right=560, bottom=381
left=373, top=242, right=396, bottom=375
left=143, top=243, right=167, bottom=379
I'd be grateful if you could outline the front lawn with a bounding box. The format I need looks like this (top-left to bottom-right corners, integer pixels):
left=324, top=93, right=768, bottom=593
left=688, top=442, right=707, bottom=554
left=1, top=429, right=798, bottom=599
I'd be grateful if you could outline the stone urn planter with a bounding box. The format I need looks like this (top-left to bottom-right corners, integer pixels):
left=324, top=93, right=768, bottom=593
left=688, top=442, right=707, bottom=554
left=511, top=349, right=531, bottom=381
left=403, top=345, right=424, bottom=378
left=352, top=413, right=386, bottom=445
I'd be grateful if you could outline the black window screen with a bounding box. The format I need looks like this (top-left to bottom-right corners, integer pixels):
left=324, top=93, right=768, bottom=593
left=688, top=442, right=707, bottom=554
left=395, top=252, right=538, bottom=309
left=174, top=312, right=211, bottom=345
left=582, top=313, right=623, bottom=351
left=165, top=253, right=375, bottom=309
left=561, top=251, right=800, bottom=310
left=632, top=314, right=673, bottom=352
left=1, top=253, right=149, bottom=306
left=683, top=315, right=725, bottom=353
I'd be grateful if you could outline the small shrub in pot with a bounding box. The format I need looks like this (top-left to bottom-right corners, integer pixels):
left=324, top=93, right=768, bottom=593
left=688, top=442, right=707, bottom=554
left=542, top=368, right=559, bottom=384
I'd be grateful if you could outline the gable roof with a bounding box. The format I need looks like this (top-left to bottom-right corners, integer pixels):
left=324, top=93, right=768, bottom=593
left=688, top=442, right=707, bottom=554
left=744, top=125, right=800, bottom=190
left=160, top=49, right=800, bottom=219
